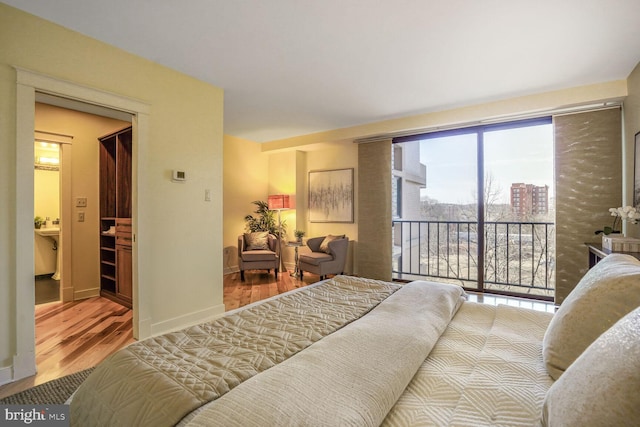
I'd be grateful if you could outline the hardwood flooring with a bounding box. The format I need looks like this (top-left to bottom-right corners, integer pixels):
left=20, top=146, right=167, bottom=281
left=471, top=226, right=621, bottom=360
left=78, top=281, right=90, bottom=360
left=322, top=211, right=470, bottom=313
left=223, top=269, right=317, bottom=311
left=0, top=269, right=315, bottom=399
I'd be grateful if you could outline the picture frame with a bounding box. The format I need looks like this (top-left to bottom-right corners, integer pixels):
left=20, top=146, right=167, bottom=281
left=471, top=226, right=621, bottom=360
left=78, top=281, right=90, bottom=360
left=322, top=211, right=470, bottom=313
left=635, top=131, right=640, bottom=207
left=308, top=168, right=354, bottom=223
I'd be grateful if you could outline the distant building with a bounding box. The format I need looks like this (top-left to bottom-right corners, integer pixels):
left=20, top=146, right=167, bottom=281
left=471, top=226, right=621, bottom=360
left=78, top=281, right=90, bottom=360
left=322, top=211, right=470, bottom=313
left=392, top=143, right=427, bottom=278
left=510, top=183, right=549, bottom=215
left=392, top=143, right=427, bottom=220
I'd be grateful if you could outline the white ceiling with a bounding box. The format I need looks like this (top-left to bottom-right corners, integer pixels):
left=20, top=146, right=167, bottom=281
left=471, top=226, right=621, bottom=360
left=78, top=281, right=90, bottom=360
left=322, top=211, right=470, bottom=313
left=5, top=0, right=640, bottom=142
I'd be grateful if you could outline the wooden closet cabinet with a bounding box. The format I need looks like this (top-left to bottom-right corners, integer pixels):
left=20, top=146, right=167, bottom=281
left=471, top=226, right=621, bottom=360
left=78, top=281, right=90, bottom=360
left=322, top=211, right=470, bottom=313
left=99, top=126, right=132, bottom=308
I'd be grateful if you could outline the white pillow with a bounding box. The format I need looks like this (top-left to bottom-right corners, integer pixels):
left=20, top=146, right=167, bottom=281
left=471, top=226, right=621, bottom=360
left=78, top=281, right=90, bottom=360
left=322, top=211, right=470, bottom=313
left=541, top=306, right=640, bottom=426
left=542, top=253, right=640, bottom=380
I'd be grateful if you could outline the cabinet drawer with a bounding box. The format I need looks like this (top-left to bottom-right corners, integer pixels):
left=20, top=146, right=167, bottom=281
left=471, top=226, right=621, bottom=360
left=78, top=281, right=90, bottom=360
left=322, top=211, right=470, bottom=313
left=115, top=218, right=131, bottom=232
left=115, top=218, right=132, bottom=246
left=116, top=234, right=133, bottom=246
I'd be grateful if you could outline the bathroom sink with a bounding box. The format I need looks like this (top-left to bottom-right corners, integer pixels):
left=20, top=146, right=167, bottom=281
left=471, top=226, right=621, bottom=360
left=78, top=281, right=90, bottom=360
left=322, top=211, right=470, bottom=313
left=35, top=227, right=61, bottom=280
left=35, top=227, right=60, bottom=237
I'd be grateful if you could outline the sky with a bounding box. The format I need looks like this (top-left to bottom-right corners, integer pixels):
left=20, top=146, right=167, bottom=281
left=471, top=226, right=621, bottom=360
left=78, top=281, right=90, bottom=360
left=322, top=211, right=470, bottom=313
left=417, top=124, right=554, bottom=205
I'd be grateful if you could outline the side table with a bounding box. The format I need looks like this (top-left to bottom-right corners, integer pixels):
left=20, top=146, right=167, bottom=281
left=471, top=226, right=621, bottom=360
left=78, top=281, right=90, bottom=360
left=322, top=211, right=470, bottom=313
left=585, top=243, right=640, bottom=268
left=287, top=241, right=304, bottom=277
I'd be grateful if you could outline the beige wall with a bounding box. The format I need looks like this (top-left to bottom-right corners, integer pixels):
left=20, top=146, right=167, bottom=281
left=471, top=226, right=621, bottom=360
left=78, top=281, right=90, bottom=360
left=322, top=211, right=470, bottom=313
left=1, top=3, right=223, bottom=383
left=223, top=141, right=359, bottom=275
left=34, top=103, right=130, bottom=297
left=624, top=62, right=640, bottom=238
left=222, top=135, right=269, bottom=273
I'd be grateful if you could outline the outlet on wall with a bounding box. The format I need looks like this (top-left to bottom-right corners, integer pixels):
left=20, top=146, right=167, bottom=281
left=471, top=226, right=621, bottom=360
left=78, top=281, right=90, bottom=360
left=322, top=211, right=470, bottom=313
left=76, top=197, right=87, bottom=207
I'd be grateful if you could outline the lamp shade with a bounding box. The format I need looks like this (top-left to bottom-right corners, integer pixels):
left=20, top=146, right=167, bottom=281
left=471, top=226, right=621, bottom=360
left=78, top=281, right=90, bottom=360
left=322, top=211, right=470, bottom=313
left=268, top=194, right=291, bottom=210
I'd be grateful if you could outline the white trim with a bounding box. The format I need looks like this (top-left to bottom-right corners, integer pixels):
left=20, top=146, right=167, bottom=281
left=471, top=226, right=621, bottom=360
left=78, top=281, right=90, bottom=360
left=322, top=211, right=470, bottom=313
left=150, top=303, right=226, bottom=337
left=59, top=142, right=73, bottom=302
left=355, top=101, right=623, bottom=144
left=15, top=80, right=37, bottom=385
left=35, top=130, right=73, bottom=145
left=0, top=366, right=13, bottom=387
left=73, top=287, right=101, bottom=300
left=223, top=266, right=239, bottom=275
left=13, top=67, right=150, bottom=384
left=17, top=67, right=149, bottom=115
left=12, top=352, right=36, bottom=381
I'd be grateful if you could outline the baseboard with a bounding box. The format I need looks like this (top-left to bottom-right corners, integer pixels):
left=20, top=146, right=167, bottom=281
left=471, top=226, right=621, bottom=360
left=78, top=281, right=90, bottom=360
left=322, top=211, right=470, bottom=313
left=0, top=365, right=12, bottom=386
left=62, top=284, right=75, bottom=302
left=11, top=351, right=36, bottom=383
left=136, top=317, right=152, bottom=340
left=150, top=303, right=226, bottom=337
left=224, top=266, right=239, bottom=275
left=74, top=287, right=100, bottom=300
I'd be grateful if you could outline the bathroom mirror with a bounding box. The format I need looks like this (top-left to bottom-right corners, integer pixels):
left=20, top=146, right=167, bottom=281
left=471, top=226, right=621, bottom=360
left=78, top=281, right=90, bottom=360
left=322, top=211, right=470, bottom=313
left=34, top=140, right=60, bottom=171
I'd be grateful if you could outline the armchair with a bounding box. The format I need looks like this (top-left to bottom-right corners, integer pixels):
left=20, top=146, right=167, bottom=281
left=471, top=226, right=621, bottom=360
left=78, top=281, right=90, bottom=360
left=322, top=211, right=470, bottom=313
left=298, top=235, right=348, bottom=280
left=238, top=232, right=279, bottom=281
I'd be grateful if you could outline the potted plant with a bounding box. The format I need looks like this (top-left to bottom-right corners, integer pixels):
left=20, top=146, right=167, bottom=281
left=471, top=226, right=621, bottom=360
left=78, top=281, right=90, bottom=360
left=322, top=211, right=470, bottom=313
left=34, top=216, right=44, bottom=229
left=294, top=229, right=305, bottom=242
left=244, top=200, right=287, bottom=237
left=595, top=206, right=640, bottom=236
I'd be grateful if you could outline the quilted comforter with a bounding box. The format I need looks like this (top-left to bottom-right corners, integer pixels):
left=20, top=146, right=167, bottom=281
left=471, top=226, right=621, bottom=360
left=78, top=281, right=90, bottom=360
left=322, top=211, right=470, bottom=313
left=71, top=276, right=553, bottom=426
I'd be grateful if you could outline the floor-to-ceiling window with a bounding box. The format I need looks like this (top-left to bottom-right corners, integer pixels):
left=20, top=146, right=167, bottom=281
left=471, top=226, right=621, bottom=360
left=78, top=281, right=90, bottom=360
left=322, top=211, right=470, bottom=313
left=392, top=117, right=555, bottom=299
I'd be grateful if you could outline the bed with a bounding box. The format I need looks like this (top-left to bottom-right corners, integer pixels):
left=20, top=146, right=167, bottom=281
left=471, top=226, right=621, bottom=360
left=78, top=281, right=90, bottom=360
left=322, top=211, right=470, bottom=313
left=70, top=254, right=640, bottom=426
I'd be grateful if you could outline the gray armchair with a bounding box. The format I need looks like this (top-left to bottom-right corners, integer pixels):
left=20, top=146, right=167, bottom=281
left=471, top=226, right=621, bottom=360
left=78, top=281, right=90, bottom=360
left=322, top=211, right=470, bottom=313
left=238, top=233, right=279, bottom=281
left=299, top=235, right=348, bottom=280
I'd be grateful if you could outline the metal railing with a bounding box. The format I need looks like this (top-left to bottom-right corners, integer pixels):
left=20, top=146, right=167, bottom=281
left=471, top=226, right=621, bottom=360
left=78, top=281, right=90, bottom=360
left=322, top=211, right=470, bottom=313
left=392, top=220, right=555, bottom=298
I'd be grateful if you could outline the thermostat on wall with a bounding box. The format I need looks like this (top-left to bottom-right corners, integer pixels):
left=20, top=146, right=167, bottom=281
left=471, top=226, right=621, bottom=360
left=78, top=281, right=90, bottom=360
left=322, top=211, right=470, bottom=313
left=172, top=170, right=187, bottom=182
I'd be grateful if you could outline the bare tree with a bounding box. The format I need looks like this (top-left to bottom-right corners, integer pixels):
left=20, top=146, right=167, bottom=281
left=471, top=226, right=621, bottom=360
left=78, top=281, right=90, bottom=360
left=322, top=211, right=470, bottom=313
left=417, top=172, right=555, bottom=297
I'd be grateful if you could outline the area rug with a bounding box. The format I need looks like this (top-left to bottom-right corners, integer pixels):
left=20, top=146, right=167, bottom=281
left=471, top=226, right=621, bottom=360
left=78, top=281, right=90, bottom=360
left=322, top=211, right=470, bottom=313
left=0, top=368, right=94, bottom=405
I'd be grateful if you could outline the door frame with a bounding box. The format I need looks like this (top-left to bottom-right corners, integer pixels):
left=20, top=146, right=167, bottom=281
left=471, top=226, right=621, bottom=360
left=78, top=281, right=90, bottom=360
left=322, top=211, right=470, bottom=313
left=13, top=68, right=150, bottom=381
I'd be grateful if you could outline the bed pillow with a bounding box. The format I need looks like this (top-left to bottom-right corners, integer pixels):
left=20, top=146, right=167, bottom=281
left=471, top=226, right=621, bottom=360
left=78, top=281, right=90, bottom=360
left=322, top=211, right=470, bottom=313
left=319, top=234, right=345, bottom=253
left=244, top=231, right=269, bottom=250
left=541, top=306, right=640, bottom=426
left=542, top=253, right=640, bottom=380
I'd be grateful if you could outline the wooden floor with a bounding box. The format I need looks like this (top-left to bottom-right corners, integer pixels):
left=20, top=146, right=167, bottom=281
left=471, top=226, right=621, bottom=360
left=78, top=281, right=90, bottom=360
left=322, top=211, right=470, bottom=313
left=0, top=269, right=314, bottom=399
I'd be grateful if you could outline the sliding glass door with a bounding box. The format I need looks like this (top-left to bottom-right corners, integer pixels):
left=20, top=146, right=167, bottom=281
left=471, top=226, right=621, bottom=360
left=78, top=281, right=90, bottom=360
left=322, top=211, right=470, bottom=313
left=392, top=118, right=555, bottom=299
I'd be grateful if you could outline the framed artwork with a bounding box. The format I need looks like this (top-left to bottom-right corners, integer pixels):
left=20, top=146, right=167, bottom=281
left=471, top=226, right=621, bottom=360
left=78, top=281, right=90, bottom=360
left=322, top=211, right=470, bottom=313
left=635, top=131, right=640, bottom=207
left=309, top=168, right=354, bottom=223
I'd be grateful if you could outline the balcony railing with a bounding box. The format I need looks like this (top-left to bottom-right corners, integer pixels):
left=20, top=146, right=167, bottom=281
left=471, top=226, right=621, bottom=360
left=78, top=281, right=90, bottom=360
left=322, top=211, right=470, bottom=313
left=392, top=220, right=555, bottom=299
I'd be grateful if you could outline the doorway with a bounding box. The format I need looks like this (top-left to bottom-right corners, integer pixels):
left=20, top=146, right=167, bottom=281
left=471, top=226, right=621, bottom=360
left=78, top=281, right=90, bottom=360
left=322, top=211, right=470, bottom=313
left=13, top=69, right=149, bottom=383
left=34, top=137, right=62, bottom=304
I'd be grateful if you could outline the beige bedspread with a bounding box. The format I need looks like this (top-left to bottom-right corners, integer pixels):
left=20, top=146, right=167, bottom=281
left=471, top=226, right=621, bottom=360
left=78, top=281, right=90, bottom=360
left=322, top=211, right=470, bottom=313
left=384, top=302, right=554, bottom=426
left=182, top=280, right=465, bottom=426
left=70, top=276, right=401, bottom=427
